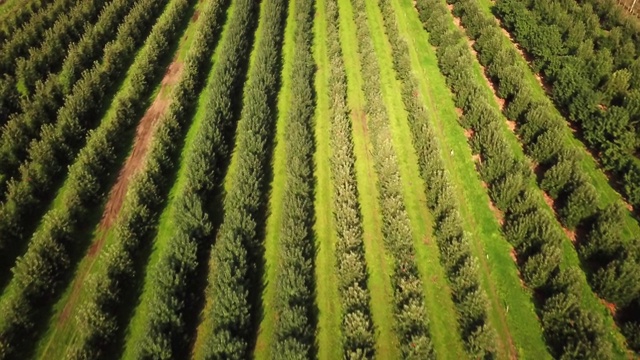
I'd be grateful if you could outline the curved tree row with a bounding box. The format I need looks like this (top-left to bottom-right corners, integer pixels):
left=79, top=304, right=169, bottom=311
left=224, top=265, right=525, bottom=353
left=0, top=0, right=142, bottom=193
left=0, top=0, right=191, bottom=357
left=494, top=0, right=640, bottom=210
left=325, top=0, right=376, bottom=357
left=417, top=0, right=622, bottom=357
left=349, top=0, right=437, bottom=357
left=200, top=0, right=287, bottom=357
left=447, top=0, right=640, bottom=350
left=129, top=0, right=260, bottom=357
left=67, top=1, right=235, bottom=359
left=0, top=0, right=48, bottom=44
left=0, top=0, right=78, bottom=74
left=0, top=0, right=172, bottom=289
left=15, top=0, right=111, bottom=94
left=271, top=0, right=316, bottom=357
left=378, top=0, right=498, bottom=357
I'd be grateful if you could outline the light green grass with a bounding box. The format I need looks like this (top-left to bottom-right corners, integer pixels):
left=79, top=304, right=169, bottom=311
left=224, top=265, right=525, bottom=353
left=312, top=0, right=344, bottom=358
left=473, top=0, right=640, bottom=242
left=337, top=0, right=399, bottom=357
left=432, top=0, right=631, bottom=357
left=363, top=1, right=470, bottom=359
left=27, top=0, right=199, bottom=358
left=392, top=0, right=552, bottom=358
left=253, top=0, right=295, bottom=356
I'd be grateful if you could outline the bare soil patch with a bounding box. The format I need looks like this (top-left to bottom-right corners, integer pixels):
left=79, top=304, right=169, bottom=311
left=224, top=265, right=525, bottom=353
left=192, top=10, right=199, bottom=22
left=59, top=61, right=183, bottom=326
left=97, top=61, right=183, bottom=236
left=506, top=120, right=516, bottom=132
left=464, top=127, right=474, bottom=139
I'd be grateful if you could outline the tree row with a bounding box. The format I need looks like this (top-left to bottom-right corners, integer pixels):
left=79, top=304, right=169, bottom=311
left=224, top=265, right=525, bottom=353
left=0, top=0, right=139, bottom=196
left=199, top=0, right=287, bottom=357
left=449, top=0, right=640, bottom=350
left=0, top=0, right=172, bottom=284
left=350, top=0, right=437, bottom=357
left=128, top=0, right=259, bottom=357
left=270, top=0, right=317, bottom=357
left=379, top=0, right=499, bottom=356
left=495, top=0, right=640, bottom=210
left=417, top=0, right=622, bottom=357
left=325, top=0, right=376, bottom=357
left=0, top=0, right=48, bottom=44
left=0, top=0, right=191, bottom=357
left=68, top=0, right=234, bottom=358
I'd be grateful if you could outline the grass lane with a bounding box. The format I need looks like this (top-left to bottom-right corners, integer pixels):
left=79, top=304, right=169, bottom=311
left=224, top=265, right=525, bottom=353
left=253, top=0, right=295, bottom=356
left=337, top=0, right=398, bottom=356
left=312, top=0, right=344, bottom=358
left=392, top=0, right=551, bottom=357
left=362, top=1, right=469, bottom=358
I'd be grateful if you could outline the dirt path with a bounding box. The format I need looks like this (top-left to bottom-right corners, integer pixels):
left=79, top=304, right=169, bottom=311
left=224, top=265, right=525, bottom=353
left=57, top=61, right=183, bottom=326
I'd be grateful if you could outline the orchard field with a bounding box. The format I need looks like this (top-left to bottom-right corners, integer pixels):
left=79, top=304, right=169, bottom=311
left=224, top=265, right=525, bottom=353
left=0, top=0, right=639, bottom=358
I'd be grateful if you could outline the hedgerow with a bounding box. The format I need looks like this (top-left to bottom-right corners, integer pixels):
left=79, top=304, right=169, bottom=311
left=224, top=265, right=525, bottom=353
left=0, top=0, right=139, bottom=191
left=67, top=1, right=235, bottom=358
left=0, top=0, right=171, bottom=281
left=0, top=0, right=76, bottom=74
left=0, top=0, right=187, bottom=356
left=129, top=0, right=259, bottom=358
left=416, top=0, right=616, bottom=357
left=494, top=0, right=640, bottom=212
left=325, top=0, right=376, bottom=357
left=270, top=0, right=316, bottom=357
left=0, top=0, right=48, bottom=44
left=15, top=0, right=110, bottom=94
left=447, top=0, right=640, bottom=351
left=378, top=0, right=497, bottom=357
left=200, top=0, right=287, bottom=357
left=349, top=0, right=436, bottom=357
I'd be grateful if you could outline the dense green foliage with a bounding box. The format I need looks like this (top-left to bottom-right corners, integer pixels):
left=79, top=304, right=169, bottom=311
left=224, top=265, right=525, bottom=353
left=129, top=0, right=259, bottom=358
left=200, top=0, right=287, bottom=357
left=0, top=0, right=188, bottom=357
left=379, top=0, right=498, bottom=357
left=0, top=0, right=138, bottom=193
left=0, top=0, right=48, bottom=44
left=350, top=0, right=436, bottom=357
left=270, top=0, right=317, bottom=357
left=325, top=0, right=376, bottom=357
left=67, top=2, right=232, bottom=358
left=416, top=0, right=618, bottom=357
left=15, top=0, right=109, bottom=94
left=494, top=0, right=640, bottom=210
left=0, top=0, right=76, bottom=74
left=449, top=0, right=640, bottom=350
left=0, top=0, right=170, bottom=284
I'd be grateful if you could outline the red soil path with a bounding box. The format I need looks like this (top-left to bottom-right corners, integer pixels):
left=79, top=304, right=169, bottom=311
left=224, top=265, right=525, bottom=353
left=57, top=61, right=183, bottom=326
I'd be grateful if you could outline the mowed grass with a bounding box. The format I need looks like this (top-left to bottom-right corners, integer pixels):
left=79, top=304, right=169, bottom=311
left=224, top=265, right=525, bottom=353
left=362, top=1, right=469, bottom=359
left=253, top=0, right=295, bottom=356
left=312, top=0, right=344, bottom=358
left=337, top=0, right=398, bottom=356
left=472, top=0, right=640, bottom=242
left=429, top=0, right=631, bottom=356
left=23, top=0, right=197, bottom=358
left=392, top=0, right=551, bottom=358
